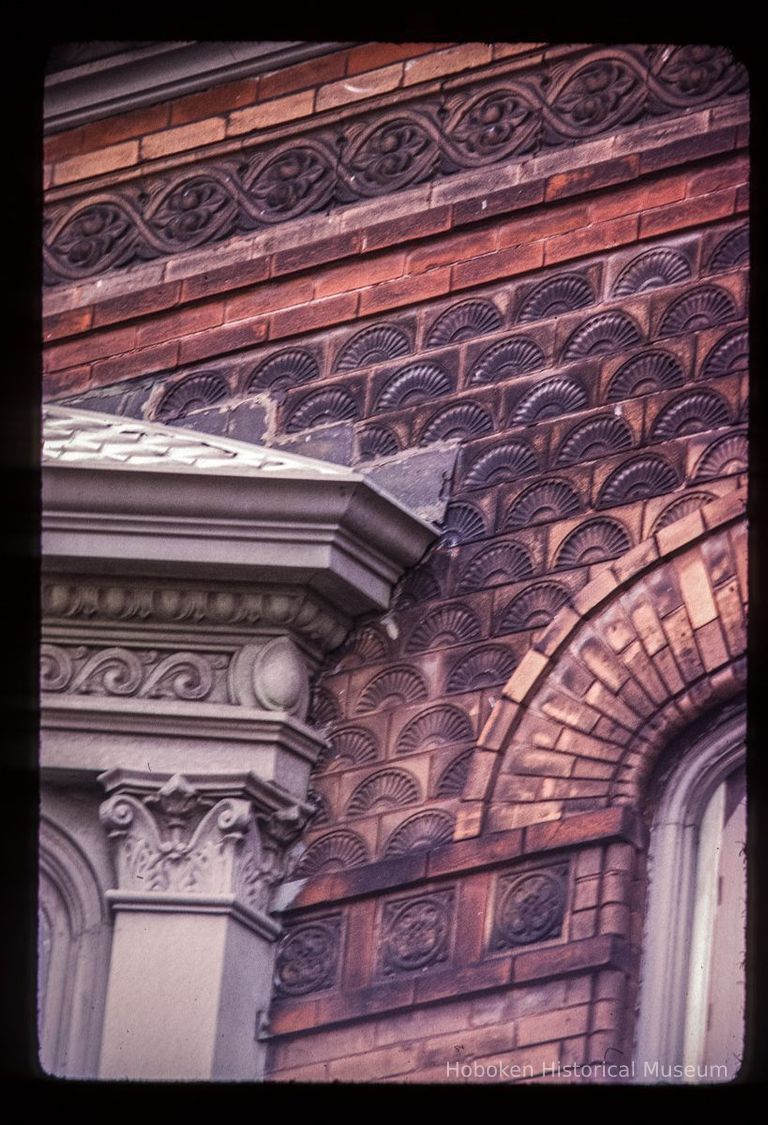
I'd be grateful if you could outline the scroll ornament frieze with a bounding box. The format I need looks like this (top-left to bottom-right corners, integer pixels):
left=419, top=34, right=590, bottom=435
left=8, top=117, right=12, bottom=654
left=42, top=580, right=348, bottom=652
left=41, top=643, right=229, bottom=702
left=41, top=636, right=312, bottom=717
left=43, top=46, right=747, bottom=284
left=99, top=773, right=312, bottom=912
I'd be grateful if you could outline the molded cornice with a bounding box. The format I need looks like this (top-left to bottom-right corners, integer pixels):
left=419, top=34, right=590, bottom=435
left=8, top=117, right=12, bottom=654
left=44, top=41, right=352, bottom=134
left=42, top=406, right=437, bottom=617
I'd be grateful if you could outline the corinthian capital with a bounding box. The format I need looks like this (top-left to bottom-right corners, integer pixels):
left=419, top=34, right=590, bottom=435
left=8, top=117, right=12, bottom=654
left=98, top=769, right=314, bottom=922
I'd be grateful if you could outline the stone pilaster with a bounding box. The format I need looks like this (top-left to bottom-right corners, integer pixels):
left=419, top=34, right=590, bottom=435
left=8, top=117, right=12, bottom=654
left=97, top=770, right=312, bottom=1080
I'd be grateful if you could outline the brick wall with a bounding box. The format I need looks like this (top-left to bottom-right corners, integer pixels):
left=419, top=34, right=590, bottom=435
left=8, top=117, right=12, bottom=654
left=42, top=42, right=749, bottom=1082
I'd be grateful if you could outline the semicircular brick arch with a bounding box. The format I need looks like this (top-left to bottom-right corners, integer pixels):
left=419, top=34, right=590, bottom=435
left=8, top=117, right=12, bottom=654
left=456, top=486, right=747, bottom=840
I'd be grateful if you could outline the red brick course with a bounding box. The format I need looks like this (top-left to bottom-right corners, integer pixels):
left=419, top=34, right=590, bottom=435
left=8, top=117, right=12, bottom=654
left=43, top=146, right=747, bottom=358
left=41, top=45, right=749, bottom=1084
left=44, top=41, right=503, bottom=179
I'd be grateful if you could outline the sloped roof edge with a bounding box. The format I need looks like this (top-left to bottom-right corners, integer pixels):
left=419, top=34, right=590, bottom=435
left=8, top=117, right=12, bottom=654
left=43, top=403, right=359, bottom=479
left=42, top=405, right=438, bottom=616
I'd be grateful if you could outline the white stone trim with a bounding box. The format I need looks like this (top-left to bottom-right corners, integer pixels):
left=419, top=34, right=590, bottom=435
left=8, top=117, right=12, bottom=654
left=105, top=891, right=282, bottom=940
left=38, top=817, right=112, bottom=1078
left=633, top=702, right=746, bottom=1078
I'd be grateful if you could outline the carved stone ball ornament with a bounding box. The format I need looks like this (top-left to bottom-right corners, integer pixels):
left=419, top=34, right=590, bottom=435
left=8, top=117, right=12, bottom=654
left=227, top=636, right=310, bottom=717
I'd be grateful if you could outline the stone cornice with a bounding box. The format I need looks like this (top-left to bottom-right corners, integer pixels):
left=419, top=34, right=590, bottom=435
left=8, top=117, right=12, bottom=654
left=42, top=692, right=322, bottom=740
left=44, top=41, right=352, bottom=134
left=41, top=694, right=326, bottom=781
left=41, top=578, right=350, bottom=654
left=43, top=443, right=436, bottom=618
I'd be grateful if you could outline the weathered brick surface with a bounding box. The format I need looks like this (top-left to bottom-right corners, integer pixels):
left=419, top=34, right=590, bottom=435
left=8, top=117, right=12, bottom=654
left=136, top=301, right=225, bottom=348
left=314, top=251, right=407, bottom=299
left=180, top=259, right=271, bottom=304
left=544, top=215, right=640, bottom=265
left=45, top=325, right=136, bottom=372
left=260, top=51, right=348, bottom=100
left=346, top=42, right=436, bottom=76
left=315, top=64, right=405, bottom=111
left=545, top=155, right=641, bottom=201
left=357, top=267, right=452, bottom=315
left=52, top=140, right=140, bottom=185
left=177, top=318, right=269, bottom=364
left=169, top=78, right=261, bottom=127
left=402, top=43, right=492, bottom=85
left=224, top=276, right=315, bottom=322
left=639, top=188, right=740, bottom=238
left=90, top=340, right=179, bottom=389
left=140, top=118, right=227, bottom=160
left=42, top=307, right=93, bottom=342
left=93, top=104, right=173, bottom=152
left=43, top=41, right=749, bottom=1084
left=452, top=241, right=546, bottom=289
left=91, top=282, right=182, bottom=329
left=227, top=90, right=316, bottom=137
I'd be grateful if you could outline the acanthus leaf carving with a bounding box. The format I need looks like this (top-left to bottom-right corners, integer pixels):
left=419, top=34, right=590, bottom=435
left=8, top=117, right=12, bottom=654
left=100, top=777, right=251, bottom=896
left=98, top=773, right=310, bottom=913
